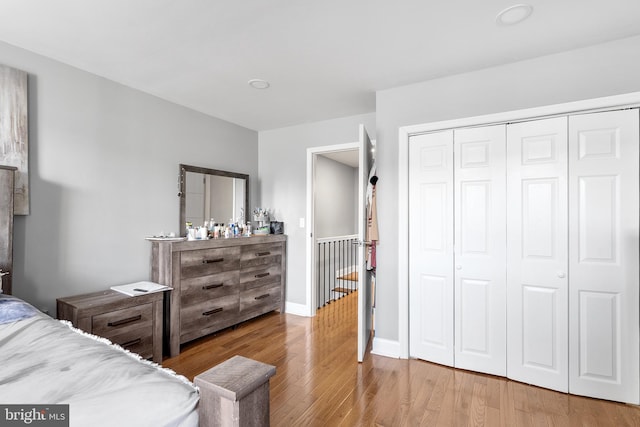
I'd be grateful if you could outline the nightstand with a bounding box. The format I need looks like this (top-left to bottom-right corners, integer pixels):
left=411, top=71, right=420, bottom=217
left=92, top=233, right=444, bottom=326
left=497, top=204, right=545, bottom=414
left=57, top=289, right=165, bottom=363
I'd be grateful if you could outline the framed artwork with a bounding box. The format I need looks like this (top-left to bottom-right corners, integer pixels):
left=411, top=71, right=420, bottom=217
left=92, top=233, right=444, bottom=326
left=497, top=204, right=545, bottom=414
left=0, top=64, right=29, bottom=215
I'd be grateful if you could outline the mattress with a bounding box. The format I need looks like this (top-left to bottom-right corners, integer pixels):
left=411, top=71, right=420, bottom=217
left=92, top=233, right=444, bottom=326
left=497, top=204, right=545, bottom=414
left=0, top=294, right=199, bottom=427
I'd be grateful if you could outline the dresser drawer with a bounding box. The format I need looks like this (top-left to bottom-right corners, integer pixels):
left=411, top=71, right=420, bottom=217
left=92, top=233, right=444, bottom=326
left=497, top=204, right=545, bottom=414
left=181, top=270, right=239, bottom=307
left=240, top=283, right=281, bottom=313
left=240, top=263, right=281, bottom=291
left=240, top=243, right=282, bottom=269
left=181, top=247, right=241, bottom=279
left=180, top=294, right=239, bottom=343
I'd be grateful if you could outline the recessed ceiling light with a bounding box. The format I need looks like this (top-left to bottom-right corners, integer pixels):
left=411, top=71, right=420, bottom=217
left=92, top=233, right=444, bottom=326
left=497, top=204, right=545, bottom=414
left=496, top=4, right=533, bottom=26
left=248, top=79, right=270, bottom=89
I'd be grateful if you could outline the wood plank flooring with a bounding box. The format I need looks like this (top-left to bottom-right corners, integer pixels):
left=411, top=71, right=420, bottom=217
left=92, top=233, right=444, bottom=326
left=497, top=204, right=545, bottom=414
left=163, top=292, right=640, bottom=426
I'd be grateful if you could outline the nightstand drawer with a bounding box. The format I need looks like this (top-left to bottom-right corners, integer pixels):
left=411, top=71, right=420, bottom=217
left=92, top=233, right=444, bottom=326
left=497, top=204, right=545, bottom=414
left=92, top=303, right=153, bottom=338
left=108, top=327, right=154, bottom=359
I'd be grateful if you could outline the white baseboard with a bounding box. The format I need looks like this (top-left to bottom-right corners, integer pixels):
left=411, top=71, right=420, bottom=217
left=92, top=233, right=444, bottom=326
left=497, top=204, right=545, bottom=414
left=285, top=301, right=311, bottom=317
left=371, top=336, right=402, bottom=359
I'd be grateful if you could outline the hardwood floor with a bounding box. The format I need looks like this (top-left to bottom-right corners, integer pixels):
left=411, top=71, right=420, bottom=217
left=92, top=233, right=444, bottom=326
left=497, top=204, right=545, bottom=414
left=163, top=292, right=640, bottom=426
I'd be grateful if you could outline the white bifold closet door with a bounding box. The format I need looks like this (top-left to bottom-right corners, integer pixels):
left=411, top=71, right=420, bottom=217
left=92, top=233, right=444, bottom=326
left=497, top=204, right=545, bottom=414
left=409, top=130, right=455, bottom=366
left=506, top=117, right=569, bottom=393
left=568, top=110, right=639, bottom=404
left=409, top=107, right=639, bottom=404
left=409, top=126, right=506, bottom=376
left=453, top=126, right=506, bottom=376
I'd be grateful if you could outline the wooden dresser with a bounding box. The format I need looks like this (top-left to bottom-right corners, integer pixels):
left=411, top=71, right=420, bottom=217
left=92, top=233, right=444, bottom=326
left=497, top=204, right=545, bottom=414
left=151, top=235, right=287, bottom=357
left=57, top=289, right=165, bottom=362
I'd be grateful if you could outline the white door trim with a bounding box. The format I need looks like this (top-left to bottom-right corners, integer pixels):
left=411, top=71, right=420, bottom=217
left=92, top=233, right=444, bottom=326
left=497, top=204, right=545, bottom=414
left=398, top=91, right=640, bottom=359
left=305, top=142, right=359, bottom=317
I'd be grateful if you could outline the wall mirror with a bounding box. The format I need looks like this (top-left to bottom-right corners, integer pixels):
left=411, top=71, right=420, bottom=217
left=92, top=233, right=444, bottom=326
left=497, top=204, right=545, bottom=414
left=178, top=164, right=249, bottom=236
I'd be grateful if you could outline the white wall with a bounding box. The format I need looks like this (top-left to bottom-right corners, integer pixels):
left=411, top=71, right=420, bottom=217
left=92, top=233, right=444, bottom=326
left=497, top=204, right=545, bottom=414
left=374, top=35, right=640, bottom=345
left=258, top=113, right=375, bottom=305
left=1, top=41, right=258, bottom=315
left=314, top=154, right=358, bottom=238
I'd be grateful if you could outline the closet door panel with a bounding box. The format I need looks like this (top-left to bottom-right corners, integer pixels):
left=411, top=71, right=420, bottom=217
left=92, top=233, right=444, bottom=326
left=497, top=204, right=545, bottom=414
left=521, top=179, right=557, bottom=259
left=454, top=126, right=506, bottom=376
left=522, top=285, right=557, bottom=368
left=577, top=176, right=617, bottom=261
left=507, top=117, right=569, bottom=392
left=569, top=110, right=639, bottom=404
left=409, top=131, right=455, bottom=366
left=418, top=274, right=449, bottom=351
left=459, top=278, right=491, bottom=354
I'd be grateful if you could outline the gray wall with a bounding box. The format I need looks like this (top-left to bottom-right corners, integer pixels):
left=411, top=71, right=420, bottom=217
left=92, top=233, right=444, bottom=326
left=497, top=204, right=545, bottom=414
left=258, top=113, right=376, bottom=305
left=0, top=41, right=258, bottom=315
left=374, top=35, right=640, bottom=343
left=314, top=154, right=357, bottom=238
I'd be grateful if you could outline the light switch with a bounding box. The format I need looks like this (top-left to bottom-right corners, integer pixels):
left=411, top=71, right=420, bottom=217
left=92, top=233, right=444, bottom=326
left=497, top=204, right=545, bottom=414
left=299, top=218, right=305, bottom=228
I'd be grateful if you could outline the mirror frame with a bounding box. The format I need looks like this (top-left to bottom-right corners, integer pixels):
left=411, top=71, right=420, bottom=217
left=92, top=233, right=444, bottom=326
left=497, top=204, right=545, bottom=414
left=178, top=164, right=249, bottom=236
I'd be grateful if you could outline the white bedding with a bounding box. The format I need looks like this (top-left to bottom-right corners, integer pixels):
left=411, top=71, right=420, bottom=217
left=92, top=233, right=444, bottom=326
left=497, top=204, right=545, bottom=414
left=0, top=297, right=199, bottom=427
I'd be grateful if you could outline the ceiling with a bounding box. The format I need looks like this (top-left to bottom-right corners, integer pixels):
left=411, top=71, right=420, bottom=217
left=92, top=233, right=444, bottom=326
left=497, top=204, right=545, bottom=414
left=1, top=1, right=640, bottom=131
left=320, top=150, right=359, bottom=168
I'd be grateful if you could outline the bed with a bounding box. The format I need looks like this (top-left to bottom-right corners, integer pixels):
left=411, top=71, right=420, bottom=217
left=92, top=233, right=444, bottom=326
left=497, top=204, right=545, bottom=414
left=0, top=293, right=276, bottom=427
left=9, top=294, right=275, bottom=427
left=0, top=293, right=199, bottom=427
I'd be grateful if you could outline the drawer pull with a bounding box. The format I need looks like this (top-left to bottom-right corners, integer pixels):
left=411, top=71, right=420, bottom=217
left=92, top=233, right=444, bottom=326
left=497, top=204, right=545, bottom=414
left=256, top=251, right=271, bottom=257
left=202, top=283, right=224, bottom=290
left=121, top=338, right=142, bottom=348
left=203, top=307, right=223, bottom=316
left=203, top=258, right=224, bottom=264
left=255, top=272, right=270, bottom=278
left=108, top=315, right=142, bottom=327
left=254, top=294, right=270, bottom=300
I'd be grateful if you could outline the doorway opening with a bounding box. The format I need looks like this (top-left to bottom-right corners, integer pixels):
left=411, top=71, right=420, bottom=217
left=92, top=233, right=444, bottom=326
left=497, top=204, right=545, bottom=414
left=305, top=125, right=375, bottom=363
left=308, top=146, right=360, bottom=318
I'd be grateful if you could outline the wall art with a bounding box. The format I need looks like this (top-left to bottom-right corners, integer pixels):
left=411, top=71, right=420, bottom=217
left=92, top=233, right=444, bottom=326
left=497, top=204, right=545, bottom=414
left=0, top=64, right=28, bottom=215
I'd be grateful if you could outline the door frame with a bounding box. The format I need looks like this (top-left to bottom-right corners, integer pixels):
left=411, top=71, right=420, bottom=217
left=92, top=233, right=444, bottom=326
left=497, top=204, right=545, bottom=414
left=305, top=142, right=360, bottom=316
left=398, top=91, right=640, bottom=359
